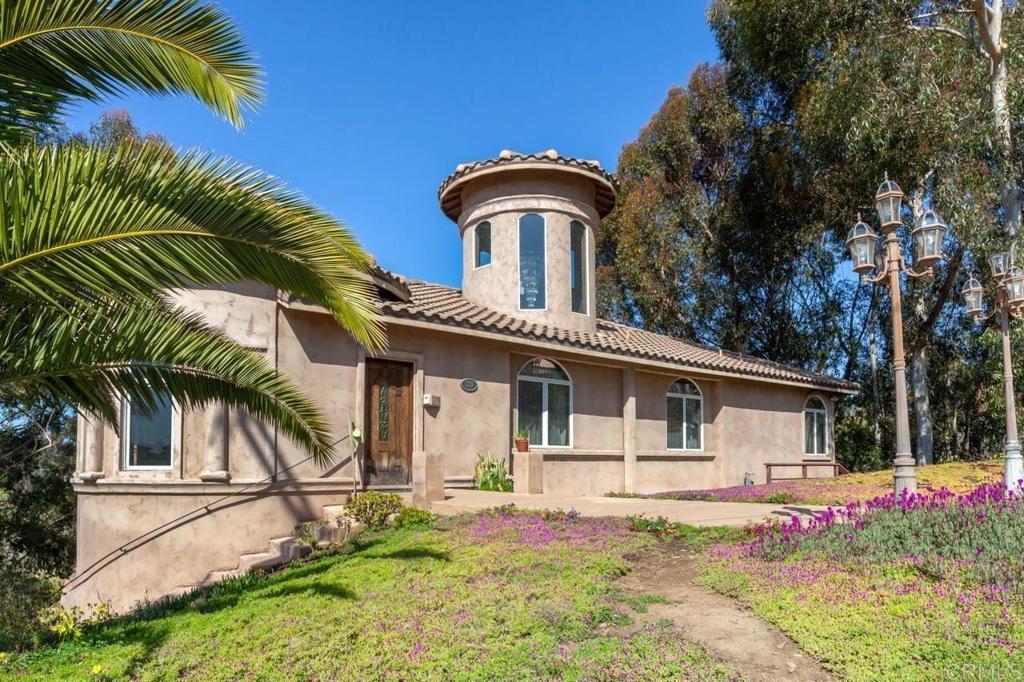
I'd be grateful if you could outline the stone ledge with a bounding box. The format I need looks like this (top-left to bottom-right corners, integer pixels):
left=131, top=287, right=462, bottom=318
left=72, top=478, right=358, bottom=496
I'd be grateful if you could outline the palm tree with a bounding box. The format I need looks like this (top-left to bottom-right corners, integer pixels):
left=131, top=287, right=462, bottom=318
left=0, top=0, right=385, bottom=464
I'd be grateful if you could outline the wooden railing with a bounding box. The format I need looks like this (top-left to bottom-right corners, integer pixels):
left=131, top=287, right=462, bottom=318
left=764, top=461, right=850, bottom=484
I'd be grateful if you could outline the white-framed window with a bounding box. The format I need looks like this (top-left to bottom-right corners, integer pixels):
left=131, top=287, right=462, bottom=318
left=122, top=392, right=180, bottom=470
left=804, top=396, right=828, bottom=457
left=518, top=213, right=546, bottom=310
left=667, top=379, right=703, bottom=451
left=517, top=358, right=571, bottom=447
left=570, top=220, right=588, bottom=314
left=474, top=221, right=492, bottom=268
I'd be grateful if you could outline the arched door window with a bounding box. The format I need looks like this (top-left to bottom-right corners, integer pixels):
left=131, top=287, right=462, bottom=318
left=517, top=358, right=571, bottom=447
left=804, top=397, right=828, bottom=456
left=667, top=379, right=702, bottom=450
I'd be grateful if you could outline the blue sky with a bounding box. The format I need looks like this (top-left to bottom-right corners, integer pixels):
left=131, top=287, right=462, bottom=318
left=67, top=1, right=719, bottom=287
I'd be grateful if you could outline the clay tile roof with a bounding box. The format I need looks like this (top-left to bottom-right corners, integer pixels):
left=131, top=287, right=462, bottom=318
left=375, top=276, right=858, bottom=393
left=438, top=149, right=617, bottom=220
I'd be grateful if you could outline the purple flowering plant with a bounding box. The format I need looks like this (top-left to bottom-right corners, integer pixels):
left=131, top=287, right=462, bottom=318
left=732, top=482, right=1024, bottom=589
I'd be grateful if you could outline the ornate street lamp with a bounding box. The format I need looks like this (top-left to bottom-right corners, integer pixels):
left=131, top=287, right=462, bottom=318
left=846, top=217, right=877, bottom=274
left=847, top=176, right=950, bottom=494
left=962, top=257, right=1024, bottom=491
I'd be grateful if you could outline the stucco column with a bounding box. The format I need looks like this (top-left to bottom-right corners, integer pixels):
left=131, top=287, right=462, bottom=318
left=199, top=403, right=230, bottom=483
left=411, top=451, right=444, bottom=509
left=79, top=412, right=105, bottom=483
left=622, top=368, right=637, bottom=494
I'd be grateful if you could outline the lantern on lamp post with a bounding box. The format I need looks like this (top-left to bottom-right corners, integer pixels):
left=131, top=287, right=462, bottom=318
left=962, top=255, right=1024, bottom=491
left=846, top=176, right=950, bottom=495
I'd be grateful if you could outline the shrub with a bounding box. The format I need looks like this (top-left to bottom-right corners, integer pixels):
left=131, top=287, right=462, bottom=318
left=391, top=507, right=434, bottom=529
left=37, top=601, right=111, bottom=643
left=0, top=555, right=60, bottom=651
left=763, top=491, right=796, bottom=504
left=344, top=491, right=404, bottom=530
left=473, top=452, right=512, bottom=492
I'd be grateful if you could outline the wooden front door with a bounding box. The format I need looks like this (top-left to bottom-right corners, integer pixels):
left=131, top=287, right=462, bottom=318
left=364, top=360, right=413, bottom=485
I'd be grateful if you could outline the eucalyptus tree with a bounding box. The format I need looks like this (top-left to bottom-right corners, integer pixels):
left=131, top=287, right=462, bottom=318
left=598, top=64, right=849, bottom=372
left=710, top=0, right=1022, bottom=464
left=0, top=0, right=384, bottom=465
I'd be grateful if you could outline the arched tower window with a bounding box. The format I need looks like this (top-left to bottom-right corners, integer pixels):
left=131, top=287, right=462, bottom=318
left=474, top=221, right=491, bottom=268
left=518, top=214, right=546, bottom=309
left=517, top=358, right=571, bottom=446
left=570, top=220, right=588, bottom=314
left=667, top=379, right=702, bottom=451
left=804, top=396, right=828, bottom=456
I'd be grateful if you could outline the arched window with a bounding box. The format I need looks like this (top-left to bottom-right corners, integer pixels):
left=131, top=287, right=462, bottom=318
left=474, top=221, right=491, bottom=268
left=667, top=379, right=702, bottom=450
left=570, top=220, right=588, bottom=314
left=804, top=396, right=828, bottom=456
left=519, top=214, right=546, bottom=309
left=517, top=358, right=571, bottom=447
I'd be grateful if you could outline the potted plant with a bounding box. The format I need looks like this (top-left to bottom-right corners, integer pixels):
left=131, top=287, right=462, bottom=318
left=514, top=427, right=530, bottom=453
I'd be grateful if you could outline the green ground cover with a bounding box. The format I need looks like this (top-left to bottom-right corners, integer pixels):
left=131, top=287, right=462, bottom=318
left=626, top=460, right=1003, bottom=506
left=4, top=511, right=731, bottom=682
left=700, top=483, right=1024, bottom=681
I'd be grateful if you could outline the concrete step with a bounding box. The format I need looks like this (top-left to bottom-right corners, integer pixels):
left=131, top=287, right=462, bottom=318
left=269, top=536, right=300, bottom=561
left=173, top=499, right=358, bottom=593
left=321, top=504, right=348, bottom=521
left=238, top=551, right=284, bottom=573
left=204, top=569, right=241, bottom=585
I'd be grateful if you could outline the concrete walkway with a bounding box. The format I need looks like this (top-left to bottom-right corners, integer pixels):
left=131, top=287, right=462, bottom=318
left=430, top=489, right=826, bottom=527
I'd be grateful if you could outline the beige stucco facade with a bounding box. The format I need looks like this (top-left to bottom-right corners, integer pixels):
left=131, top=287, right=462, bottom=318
left=67, top=150, right=853, bottom=612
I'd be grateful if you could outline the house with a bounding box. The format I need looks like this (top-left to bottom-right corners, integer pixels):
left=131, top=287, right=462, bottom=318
left=67, top=149, right=856, bottom=610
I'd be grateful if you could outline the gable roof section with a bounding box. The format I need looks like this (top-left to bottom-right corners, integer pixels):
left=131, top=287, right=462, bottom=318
left=373, top=276, right=857, bottom=394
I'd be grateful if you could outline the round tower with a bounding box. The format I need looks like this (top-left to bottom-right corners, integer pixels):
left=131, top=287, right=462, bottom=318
left=438, top=149, right=616, bottom=332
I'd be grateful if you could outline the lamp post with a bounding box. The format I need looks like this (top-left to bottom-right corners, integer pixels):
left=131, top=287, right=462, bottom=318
left=961, top=254, right=1024, bottom=490
left=845, top=176, right=949, bottom=494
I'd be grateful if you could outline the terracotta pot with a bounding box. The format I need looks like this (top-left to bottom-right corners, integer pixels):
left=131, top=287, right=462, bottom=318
left=514, top=438, right=529, bottom=453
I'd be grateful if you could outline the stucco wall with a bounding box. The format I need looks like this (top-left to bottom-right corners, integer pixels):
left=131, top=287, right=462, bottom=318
left=458, top=170, right=599, bottom=332
left=718, top=380, right=835, bottom=486
left=66, top=485, right=347, bottom=612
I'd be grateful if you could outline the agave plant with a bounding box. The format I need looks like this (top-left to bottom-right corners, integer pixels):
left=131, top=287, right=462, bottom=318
left=0, top=0, right=384, bottom=464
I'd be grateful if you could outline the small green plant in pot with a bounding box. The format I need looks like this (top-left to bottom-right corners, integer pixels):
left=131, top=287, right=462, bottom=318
left=514, top=427, right=530, bottom=453
left=474, top=452, right=513, bottom=492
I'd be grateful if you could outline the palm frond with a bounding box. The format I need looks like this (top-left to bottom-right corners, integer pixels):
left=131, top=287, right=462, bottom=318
left=0, top=0, right=263, bottom=142
left=0, top=141, right=386, bottom=350
left=1, top=297, right=339, bottom=465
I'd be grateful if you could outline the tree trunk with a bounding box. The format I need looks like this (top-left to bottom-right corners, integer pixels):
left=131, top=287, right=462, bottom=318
left=975, top=0, right=1019, bottom=235
left=911, top=345, right=934, bottom=466
left=870, top=319, right=881, bottom=448
left=992, top=57, right=1020, bottom=236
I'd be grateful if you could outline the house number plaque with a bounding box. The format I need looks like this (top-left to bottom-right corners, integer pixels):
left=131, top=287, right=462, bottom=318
left=460, top=378, right=478, bottom=393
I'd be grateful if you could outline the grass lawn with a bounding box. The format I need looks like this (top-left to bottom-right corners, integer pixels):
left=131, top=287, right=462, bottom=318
left=3, top=512, right=732, bottom=681
left=640, top=459, right=1003, bottom=506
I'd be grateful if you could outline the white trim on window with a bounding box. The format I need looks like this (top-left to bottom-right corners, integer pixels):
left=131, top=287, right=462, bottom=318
left=517, top=213, right=548, bottom=311
left=516, top=358, right=572, bottom=448
left=804, top=395, right=829, bottom=458
left=121, top=394, right=181, bottom=471
left=473, top=220, right=492, bottom=270
left=666, top=378, right=704, bottom=452
left=569, top=219, right=589, bottom=316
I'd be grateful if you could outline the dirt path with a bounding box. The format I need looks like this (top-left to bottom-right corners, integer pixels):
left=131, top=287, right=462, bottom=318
left=618, top=543, right=834, bottom=682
